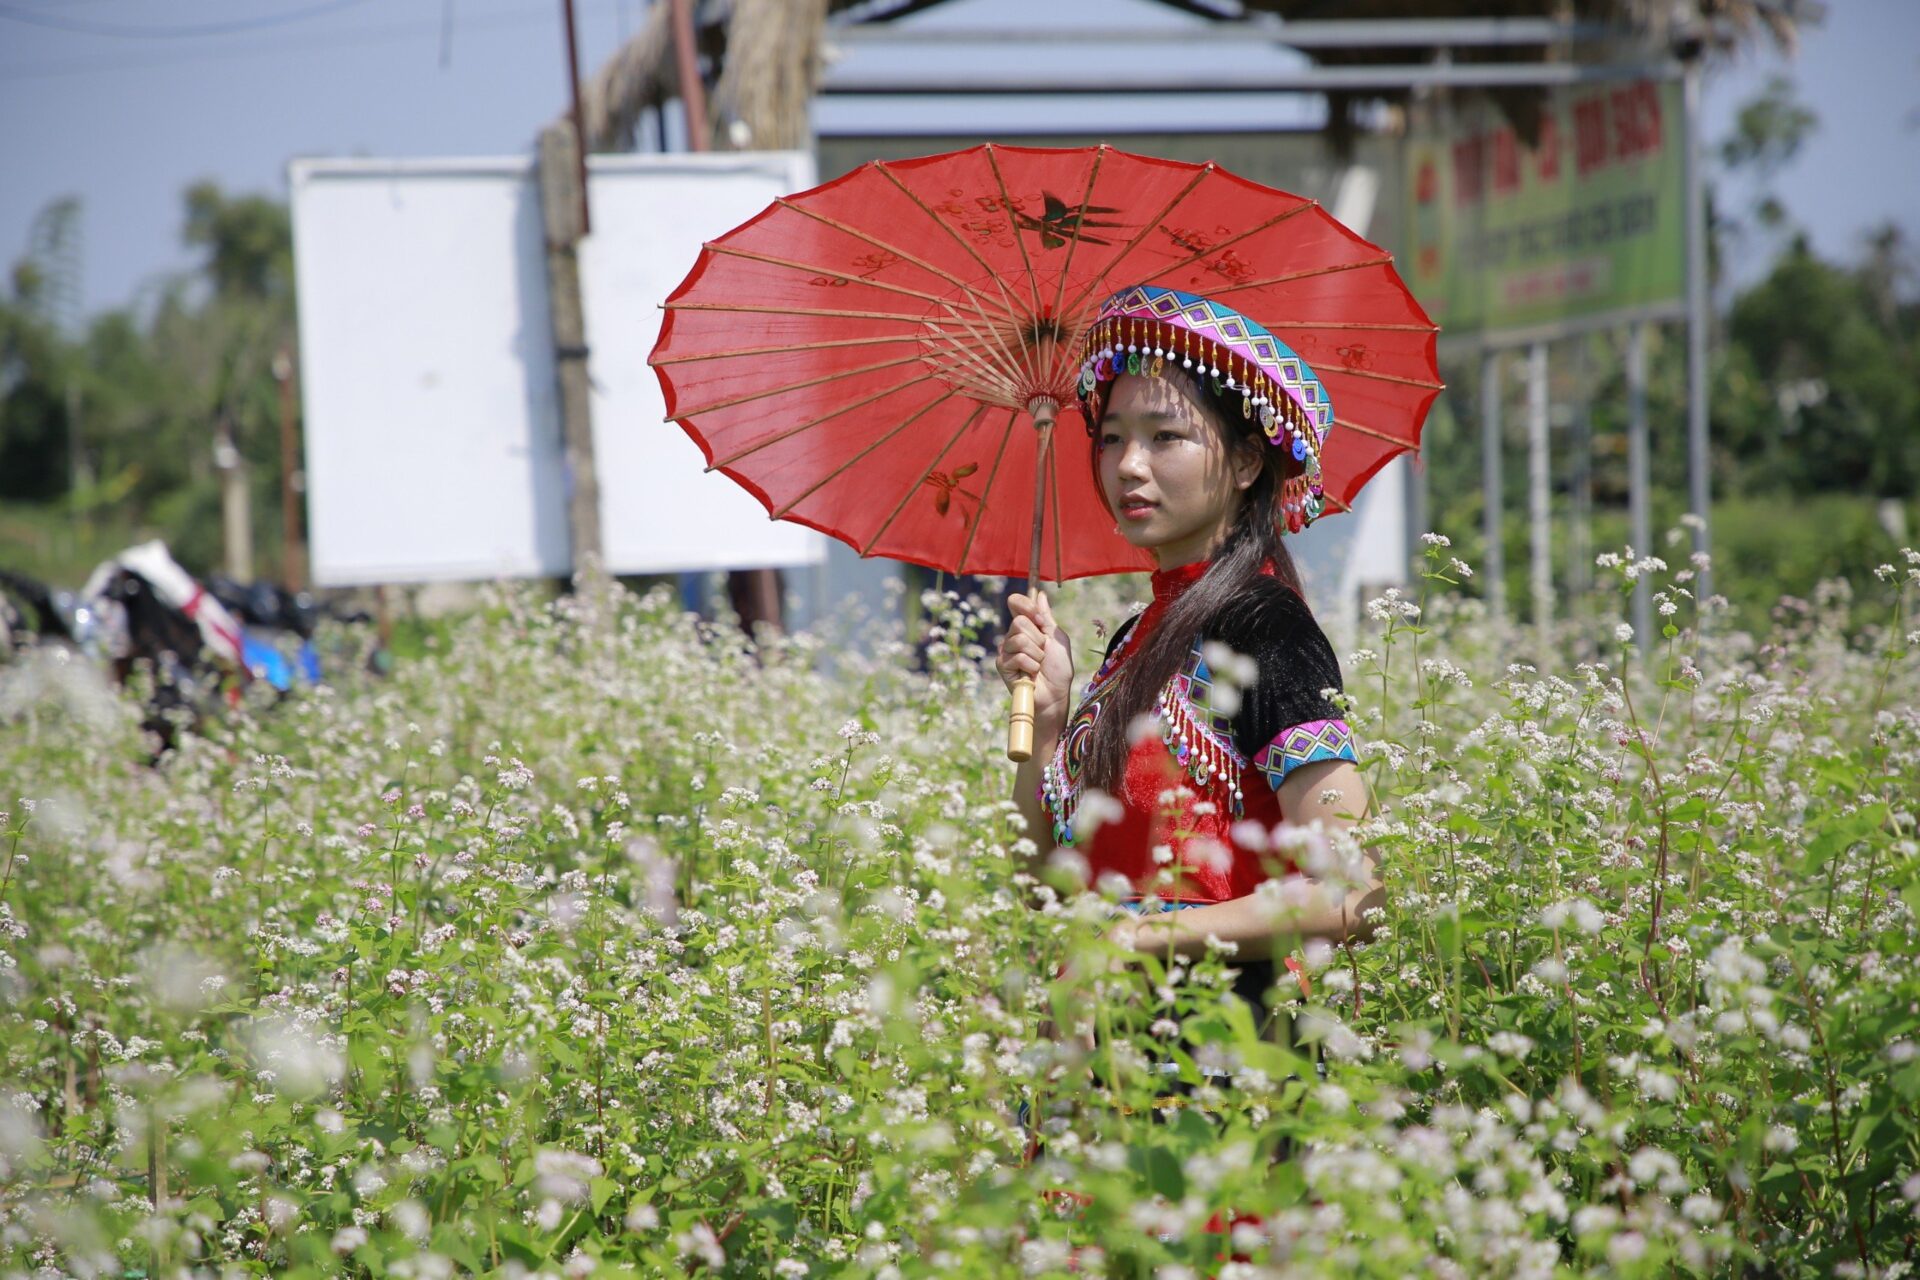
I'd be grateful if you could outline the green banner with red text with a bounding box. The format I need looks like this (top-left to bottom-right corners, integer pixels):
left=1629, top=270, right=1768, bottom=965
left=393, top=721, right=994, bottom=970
left=1404, top=78, right=1685, bottom=343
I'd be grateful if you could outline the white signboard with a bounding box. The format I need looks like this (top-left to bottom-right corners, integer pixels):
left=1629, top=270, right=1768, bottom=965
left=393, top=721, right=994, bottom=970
left=290, top=153, right=827, bottom=586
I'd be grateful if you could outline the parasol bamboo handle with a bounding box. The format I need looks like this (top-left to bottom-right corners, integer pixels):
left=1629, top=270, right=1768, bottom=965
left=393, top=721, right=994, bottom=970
left=1007, top=673, right=1037, bottom=762
left=1007, top=396, right=1057, bottom=765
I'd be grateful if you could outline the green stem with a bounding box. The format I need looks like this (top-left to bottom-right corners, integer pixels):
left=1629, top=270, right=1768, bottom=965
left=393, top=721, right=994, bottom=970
left=0, top=823, right=23, bottom=907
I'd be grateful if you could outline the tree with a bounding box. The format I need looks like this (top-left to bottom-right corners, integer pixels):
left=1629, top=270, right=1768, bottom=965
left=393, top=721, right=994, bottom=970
left=0, top=198, right=86, bottom=503
left=1717, top=73, right=1818, bottom=234
left=1859, top=222, right=1917, bottom=329
left=0, top=182, right=297, bottom=579
left=182, top=181, right=293, bottom=304
left=0, top=293, right=69, bottom=502
left=1723, top=236, right=1920, bottom=497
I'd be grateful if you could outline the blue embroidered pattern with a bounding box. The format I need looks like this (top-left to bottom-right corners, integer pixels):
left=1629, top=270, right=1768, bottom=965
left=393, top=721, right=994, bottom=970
left=1252, top=717, right=1357, bottom=789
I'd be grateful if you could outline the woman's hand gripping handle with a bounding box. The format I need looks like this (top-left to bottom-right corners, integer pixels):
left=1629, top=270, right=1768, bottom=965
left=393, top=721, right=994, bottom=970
left=998, top=591, right=1074, bottom=762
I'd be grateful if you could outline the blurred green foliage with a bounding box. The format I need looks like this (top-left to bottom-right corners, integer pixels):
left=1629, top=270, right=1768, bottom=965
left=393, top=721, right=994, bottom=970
left=0, top=180, right=296, bottom=583
left=1456, top=494, right=1917, bottom=637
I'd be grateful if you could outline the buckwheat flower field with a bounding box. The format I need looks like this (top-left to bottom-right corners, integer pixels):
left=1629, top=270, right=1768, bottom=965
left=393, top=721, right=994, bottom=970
left=3, top=543, right=1919, bottom=1278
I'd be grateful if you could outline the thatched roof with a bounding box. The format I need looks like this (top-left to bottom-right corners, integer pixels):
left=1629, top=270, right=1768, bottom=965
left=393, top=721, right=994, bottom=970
left=579, top=2, right=676, bottom=152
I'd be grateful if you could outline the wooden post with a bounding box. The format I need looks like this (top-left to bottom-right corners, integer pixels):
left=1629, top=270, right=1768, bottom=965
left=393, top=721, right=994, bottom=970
left=214, top=413, right=253, bottom=582
left=669, top=0, right=709, bottom=151
left=537, top=120, right=604, bottom=583
left=273, top=347, right=307, bottom=590
left=560, top=0, right=592, bottom=235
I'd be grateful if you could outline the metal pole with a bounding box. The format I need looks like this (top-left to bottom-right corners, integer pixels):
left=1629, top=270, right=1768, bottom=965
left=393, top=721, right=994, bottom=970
left=1627, top=321, right=1653, bottom=646
left=1527, top=341, right=1551, bottom=642
left=822, top=58, right=1684, bottom=95
left=834, top=18, right=1638, bottom=48
left=1569, top=335, right=1592, bottom=619
left=669, top=0, right=709, bottom=152
left=1480, top=350, right=1505, bottom=625
left=560, top=0, right=592, bottom=235
left=1683, top=53, right=1713, bottom=601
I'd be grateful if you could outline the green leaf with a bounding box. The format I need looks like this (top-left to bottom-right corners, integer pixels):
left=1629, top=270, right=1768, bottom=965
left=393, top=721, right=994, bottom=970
left=432, top=1224, right=483, bottom=1270
left=590, top=1175, right=619, bottom=1215
left=465, top=1153, right=506, bottom=1186
left=493, top=1221, right=544, bottom=1265
left=1130, top=1144, right=1186, bottom=1200
left=1847, top=1102, right=1889, bottom=1159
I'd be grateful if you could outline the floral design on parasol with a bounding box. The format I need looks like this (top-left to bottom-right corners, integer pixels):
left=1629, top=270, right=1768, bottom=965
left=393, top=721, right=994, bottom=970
left=648, top=143, right=1441, bottom=755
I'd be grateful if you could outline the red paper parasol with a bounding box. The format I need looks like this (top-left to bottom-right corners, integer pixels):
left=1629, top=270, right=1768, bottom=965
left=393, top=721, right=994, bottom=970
left=648, top=143, right=1440, bottom=755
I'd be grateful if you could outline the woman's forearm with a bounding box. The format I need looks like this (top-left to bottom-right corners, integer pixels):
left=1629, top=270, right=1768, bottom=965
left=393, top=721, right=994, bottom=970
left=1122, top=871, right=1383, bottom=962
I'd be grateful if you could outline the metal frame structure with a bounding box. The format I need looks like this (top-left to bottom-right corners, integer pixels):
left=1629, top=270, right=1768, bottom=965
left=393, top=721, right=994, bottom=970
left=822, top=59, right=1680, bottom=94
left=827, top=18, right=1681, bottom=94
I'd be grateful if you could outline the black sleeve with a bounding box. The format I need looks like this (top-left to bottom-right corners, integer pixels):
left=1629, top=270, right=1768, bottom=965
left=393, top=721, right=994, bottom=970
left=1205, top=579, right=1349, bottom=764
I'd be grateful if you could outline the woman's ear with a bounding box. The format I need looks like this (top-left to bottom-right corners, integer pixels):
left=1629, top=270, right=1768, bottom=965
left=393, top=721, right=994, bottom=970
left=1231, top=438, right=1265, bottom=492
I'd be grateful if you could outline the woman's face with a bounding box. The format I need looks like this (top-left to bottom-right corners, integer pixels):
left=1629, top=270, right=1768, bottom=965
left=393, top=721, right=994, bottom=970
left=1095, top=372, right=1261, bottom=569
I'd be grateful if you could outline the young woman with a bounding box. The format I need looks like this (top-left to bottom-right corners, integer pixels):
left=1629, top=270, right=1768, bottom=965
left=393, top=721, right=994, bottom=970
left=996, top=284, right=1383, bottom=1018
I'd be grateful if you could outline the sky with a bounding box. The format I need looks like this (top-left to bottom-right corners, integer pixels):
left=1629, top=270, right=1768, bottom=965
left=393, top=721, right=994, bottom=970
left=1, top=0, right=1916, bottom=322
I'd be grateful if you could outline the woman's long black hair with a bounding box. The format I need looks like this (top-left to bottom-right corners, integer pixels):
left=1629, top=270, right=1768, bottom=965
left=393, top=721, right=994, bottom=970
left=1079, top=365, right=1307, bottom=794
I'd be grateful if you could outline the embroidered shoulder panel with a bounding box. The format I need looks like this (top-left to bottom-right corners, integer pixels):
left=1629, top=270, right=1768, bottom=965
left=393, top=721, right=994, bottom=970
left=1156, top=646, right=1249, bottom=816
left=1251, top=718, right=1357, bottom=790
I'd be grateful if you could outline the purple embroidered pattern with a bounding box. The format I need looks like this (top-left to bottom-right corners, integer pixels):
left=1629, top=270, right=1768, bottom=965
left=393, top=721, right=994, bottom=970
left=1042, top=636, right=1245, bottom=841
left=1038, top=626, right=1141, bottom=845
left=1253, top=718, right=1357, bottom=790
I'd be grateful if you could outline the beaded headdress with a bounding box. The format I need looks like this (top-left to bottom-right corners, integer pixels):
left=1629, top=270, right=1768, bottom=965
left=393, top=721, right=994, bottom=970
left=1076, top=284, right=1334, bottom=532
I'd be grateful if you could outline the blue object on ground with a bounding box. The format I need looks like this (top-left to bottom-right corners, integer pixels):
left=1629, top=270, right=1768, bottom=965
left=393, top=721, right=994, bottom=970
left=242, top=629, right=294, bottom=691
left=296, top=640, right=322, bottom=684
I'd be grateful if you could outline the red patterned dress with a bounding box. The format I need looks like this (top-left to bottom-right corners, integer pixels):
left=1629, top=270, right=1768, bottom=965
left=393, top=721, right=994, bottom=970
left=1039, top=559, right=1357, bottom=908
left=1023, top=562, right=1359, bottom=1255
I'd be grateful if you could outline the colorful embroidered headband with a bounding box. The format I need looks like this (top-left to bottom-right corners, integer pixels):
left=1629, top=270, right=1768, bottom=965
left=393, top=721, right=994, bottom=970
left=1076, top=284, right=1334, bottom=531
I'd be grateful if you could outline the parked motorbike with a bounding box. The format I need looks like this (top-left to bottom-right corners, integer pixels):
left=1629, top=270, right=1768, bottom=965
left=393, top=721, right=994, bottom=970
left=72, top=542, right=250, bottom=754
